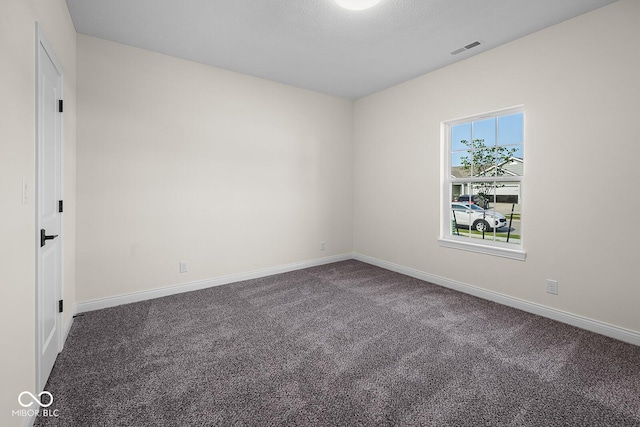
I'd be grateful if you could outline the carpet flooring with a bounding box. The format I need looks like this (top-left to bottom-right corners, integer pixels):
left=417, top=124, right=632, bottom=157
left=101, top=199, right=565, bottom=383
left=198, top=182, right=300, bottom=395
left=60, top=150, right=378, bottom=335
left=36, top=260, right=640, bottom=426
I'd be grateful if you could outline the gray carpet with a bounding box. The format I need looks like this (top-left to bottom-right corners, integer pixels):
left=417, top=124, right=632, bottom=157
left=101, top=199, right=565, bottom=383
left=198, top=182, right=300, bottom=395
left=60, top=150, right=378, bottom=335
left=36, top=260, right=640, bottom=426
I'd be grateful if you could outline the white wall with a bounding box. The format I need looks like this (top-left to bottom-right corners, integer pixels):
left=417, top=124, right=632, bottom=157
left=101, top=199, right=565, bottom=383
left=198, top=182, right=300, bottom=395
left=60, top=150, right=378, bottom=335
left=0, top=0, right=76, bottom=425
left=353, top=0, right=640, bottom=333
left=76, top=35, right=353, bottom=303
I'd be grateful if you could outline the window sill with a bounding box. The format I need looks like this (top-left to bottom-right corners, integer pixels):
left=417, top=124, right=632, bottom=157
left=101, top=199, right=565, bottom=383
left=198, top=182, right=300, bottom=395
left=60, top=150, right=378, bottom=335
left=438, top=238, right=526, bottom=261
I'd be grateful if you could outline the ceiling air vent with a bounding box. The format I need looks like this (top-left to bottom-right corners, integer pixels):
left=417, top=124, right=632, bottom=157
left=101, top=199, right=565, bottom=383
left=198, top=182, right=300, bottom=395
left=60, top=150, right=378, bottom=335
left=451, top=40, right=482, bottom=55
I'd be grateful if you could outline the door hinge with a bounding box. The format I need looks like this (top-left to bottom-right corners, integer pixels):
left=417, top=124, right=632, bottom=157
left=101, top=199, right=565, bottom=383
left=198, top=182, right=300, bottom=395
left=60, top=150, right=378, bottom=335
left=58, top=300, right=63, bottom=313
left=58, top=200, right=63, bottom=213
left=58, top=99, right=63, bottom=113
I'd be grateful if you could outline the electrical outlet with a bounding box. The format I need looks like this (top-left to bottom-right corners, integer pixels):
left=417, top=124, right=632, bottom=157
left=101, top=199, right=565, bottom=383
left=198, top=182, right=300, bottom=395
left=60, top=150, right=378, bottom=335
left=179, top=261, right=188, bottom=273
left=546, top=279, right=558, bottom=295
left=321, top=241, right=326, bottom=251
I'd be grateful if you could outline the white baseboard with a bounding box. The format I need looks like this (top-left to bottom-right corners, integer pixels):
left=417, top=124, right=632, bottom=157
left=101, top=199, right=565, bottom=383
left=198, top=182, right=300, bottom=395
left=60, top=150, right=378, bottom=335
left=73, top=251, right=639, bottom=347
left=352, top=253, right=640, bottom=347
left=61, top=310, right=75, bottom=348
left=76, top=253, right=353, bottom=314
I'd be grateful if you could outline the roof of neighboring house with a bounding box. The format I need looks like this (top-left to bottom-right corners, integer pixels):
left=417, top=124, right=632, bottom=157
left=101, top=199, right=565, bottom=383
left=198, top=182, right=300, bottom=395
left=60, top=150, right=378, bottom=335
left=451, top=166, right=471, bottom=179
left=486, top=157, right=523, bottom=176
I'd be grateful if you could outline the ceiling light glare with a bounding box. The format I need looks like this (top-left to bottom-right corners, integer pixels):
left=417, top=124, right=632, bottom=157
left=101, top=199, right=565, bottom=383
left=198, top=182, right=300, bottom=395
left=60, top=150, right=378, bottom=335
left=335, top=0, right=383, bottom=11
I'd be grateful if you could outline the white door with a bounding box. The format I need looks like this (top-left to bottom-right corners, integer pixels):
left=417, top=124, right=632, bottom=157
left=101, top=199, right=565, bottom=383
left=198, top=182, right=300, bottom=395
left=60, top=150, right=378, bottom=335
left=36, top=25, right=63, bottom=392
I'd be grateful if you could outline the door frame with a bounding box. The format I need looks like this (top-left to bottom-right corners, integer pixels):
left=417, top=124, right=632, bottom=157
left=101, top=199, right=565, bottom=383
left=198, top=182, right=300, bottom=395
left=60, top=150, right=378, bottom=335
left=35, top=22, right=64, bottom=393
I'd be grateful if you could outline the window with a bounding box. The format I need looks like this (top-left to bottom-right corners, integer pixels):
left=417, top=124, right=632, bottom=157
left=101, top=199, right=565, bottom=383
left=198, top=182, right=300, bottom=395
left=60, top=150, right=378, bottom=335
left=440, top=107, right=525, bottom=260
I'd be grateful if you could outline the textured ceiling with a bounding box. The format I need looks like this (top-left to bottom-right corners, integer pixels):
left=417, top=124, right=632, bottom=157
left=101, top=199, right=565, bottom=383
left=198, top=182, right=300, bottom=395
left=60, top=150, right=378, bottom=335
left=65, top=0, right=618, bottom=99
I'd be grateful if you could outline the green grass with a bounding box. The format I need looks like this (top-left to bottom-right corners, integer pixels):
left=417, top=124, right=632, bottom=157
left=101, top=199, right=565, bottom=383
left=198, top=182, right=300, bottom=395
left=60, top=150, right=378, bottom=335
left=456, top=229, right=521, bottom=240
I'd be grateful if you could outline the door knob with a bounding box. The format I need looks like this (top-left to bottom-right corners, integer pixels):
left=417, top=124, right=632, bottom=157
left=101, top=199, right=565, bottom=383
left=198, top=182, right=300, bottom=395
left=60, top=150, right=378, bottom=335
left=40, top=229, right=59, bottom=247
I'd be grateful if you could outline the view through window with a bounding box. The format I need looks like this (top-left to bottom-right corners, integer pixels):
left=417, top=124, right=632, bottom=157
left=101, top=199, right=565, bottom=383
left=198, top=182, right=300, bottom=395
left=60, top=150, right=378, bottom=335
left=443, top=108, right=524, bottom=257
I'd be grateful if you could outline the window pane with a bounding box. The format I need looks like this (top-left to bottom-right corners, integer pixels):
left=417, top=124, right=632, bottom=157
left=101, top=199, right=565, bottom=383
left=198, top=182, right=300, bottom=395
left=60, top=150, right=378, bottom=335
left=495, top=181, right=520, bottom=205
left=498, top=113, right=523, bottom=145
left=471, top=183, right=492, bottom=208
left=510, top=144, right=524, bottom=159
left=451, top=152, right=471, bottom=179
left=451, top=184, right=465, bottom=202
left=472, top=118, right=496, bottom=147
left=496, top=146, right=523, bottom=176
left=452, top=123, right=471, bottom=151
left=497, top=184, right=521, bottom=245
left=468, top=139, right=496, bottom=177
left=449, top=184, right=472, bottom=235
left=451, top=151, right=465, bottom=168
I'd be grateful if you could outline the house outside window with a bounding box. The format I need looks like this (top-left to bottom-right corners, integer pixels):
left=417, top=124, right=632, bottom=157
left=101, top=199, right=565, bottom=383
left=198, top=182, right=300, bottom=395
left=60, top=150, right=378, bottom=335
left=440, top=107, right=525, bottom=260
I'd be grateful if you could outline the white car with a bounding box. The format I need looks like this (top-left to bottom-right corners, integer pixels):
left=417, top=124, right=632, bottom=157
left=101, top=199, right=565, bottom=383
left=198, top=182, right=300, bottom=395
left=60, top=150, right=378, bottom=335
left=451, top=203, right=507, bottom=232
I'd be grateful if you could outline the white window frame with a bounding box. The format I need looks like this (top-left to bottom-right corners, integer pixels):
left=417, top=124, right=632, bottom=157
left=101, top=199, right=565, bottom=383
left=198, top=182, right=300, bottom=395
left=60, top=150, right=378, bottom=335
left=439, top=106, right=526, bottom=261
